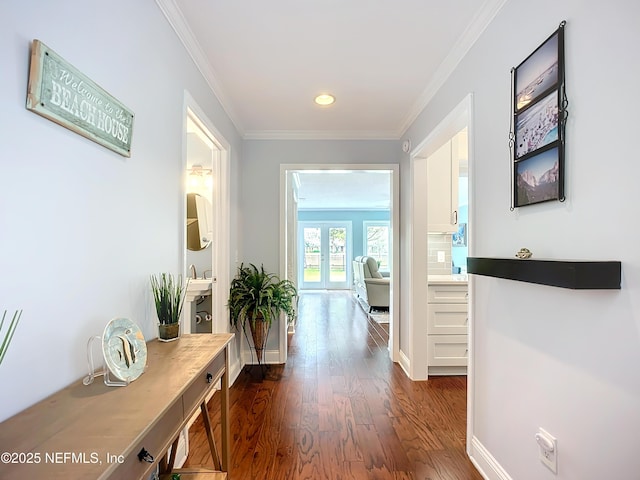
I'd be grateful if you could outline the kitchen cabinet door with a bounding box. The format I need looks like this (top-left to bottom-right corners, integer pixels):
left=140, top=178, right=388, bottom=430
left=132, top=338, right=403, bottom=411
left=427, top=139, right=459, bottom=233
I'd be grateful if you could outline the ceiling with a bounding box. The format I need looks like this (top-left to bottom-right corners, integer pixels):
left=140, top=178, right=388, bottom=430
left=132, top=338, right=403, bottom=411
left=162, top=2, right=494, bottom=209
left=294, top=170, right=391, bottom=210
left=157, top=0, right=506, bottom=139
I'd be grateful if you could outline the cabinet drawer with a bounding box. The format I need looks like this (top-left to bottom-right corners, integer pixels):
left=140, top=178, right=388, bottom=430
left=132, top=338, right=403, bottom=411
left=109, top=399, right=183, bottom=480
left=427, top=304, right=468, bottom=334
left=427, top=335, right=468, bottom=367
left=427, top=285, right=468, bottom=303
left=183, top=353, right=225, bottom=417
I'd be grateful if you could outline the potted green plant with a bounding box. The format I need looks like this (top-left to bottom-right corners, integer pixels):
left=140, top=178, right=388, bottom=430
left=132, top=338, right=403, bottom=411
left=228, top=263, right=297, bottom=363
left=150, top=273, right=187, bottom=342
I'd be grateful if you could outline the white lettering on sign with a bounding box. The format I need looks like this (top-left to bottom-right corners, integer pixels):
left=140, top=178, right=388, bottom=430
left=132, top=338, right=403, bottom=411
left=49, top=79, right=129, bottom=144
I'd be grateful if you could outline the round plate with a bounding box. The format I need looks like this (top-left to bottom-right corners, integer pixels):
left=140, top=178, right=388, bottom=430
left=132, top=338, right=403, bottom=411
left=102, top=318, right=147, bottom=382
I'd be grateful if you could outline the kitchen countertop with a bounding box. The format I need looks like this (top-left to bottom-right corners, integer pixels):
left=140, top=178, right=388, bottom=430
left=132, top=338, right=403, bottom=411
left=428, top=274, right=468, bottom=285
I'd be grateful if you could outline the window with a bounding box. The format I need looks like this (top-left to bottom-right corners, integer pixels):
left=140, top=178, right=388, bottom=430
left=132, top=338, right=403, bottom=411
left=363, top=221, right=390, bottom=272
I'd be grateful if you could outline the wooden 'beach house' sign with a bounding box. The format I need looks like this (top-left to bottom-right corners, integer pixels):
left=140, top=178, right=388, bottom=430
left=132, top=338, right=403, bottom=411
left=26, top=40, right=134, bottom=157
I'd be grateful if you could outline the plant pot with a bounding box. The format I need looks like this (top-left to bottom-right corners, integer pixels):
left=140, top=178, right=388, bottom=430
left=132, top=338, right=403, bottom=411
left=249, top=317, right=270, bottom=363
left=158, top=322, right=180, bottom=342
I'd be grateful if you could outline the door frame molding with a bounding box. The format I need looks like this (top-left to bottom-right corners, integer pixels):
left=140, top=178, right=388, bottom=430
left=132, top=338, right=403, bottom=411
left=182, top=90, right=231, bottom=337
left=408, top=93, right=474, bottom=454
left=280, top=163, right=400, bottom=364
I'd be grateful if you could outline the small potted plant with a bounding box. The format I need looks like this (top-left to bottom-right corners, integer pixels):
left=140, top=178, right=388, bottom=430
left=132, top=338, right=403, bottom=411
left=228, top=263, right=297, bottom=363
left=150, top=273, right=187, bottom=342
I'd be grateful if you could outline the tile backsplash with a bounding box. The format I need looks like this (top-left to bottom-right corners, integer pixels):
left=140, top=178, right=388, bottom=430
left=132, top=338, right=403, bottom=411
left=428, top=233, right=452, bottom=275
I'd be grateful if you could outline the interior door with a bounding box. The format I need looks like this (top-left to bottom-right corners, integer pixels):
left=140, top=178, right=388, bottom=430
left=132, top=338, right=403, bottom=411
left=299, top=222, right=351, bottom=290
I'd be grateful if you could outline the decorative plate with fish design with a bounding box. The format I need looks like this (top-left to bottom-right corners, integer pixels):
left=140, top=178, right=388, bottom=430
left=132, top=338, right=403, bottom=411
left=102, top=318, right=147, bottom=382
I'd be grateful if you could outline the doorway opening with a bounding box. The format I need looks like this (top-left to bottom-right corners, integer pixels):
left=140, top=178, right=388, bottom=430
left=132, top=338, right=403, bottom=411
left=409, top=92, right=474, bottom=452
left=280, top=164, right=400, bottom=364
left=182, top=92, right=231, bottom=336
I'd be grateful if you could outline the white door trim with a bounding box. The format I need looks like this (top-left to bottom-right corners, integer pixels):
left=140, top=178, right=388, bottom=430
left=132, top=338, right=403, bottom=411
left=182, top=91, right=231, bottom=337
left=280, top=164, right=400, bottom=364
left=409, top=93, right=475, bottom=454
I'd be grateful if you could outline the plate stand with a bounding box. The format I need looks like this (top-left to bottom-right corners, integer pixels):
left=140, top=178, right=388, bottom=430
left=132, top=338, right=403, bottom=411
left=82, top=335, right=130, bottom=387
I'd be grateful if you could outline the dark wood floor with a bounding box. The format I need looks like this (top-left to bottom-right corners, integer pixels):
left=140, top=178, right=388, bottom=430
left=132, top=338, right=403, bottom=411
left=184, top=291, right=482, bottom=479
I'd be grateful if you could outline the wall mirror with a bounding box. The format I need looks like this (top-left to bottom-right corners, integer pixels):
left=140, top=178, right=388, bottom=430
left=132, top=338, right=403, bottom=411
left=185, top=114, right=214, bottom=254
left=186, top=192, right=212, bottom=251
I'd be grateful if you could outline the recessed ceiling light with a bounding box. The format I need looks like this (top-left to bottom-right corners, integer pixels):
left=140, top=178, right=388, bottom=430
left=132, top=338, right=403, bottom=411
left=314, top=94, right=335, bottom=106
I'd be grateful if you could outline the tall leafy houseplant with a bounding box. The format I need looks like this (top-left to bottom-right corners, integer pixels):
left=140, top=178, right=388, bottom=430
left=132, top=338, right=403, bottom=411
left=150, top=273, right=187, bottom=342
left=228, top=263, right=297, bottom=364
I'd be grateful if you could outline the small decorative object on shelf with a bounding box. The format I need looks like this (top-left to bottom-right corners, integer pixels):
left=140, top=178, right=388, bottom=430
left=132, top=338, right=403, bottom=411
left=151, top=273, right=187, bottom=342
left=0, top=310, right=22, bottom=366
left=515, top=248, right=533, bottom=259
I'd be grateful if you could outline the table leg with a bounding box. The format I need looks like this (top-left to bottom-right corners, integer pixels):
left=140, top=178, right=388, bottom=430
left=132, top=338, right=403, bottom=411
left=222, top=346, right=230, bottom=471
left=201, top=401, right=221, bottom=470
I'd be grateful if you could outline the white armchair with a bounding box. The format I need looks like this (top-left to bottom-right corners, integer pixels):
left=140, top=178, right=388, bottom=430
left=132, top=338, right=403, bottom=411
left=352, top=256, right=390, bottom=312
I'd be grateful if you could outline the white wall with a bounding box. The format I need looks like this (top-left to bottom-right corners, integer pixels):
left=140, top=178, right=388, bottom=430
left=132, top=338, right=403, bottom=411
left=241, top=139, right=399, bottom=353
left=404, top=0, right=640, bottom=478
left=0, top=0, right=241, bottom=421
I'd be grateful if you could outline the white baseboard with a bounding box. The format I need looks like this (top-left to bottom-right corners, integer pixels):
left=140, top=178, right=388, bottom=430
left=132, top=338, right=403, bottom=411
left=229, top=356, right=243, bottom=385
left=399, top=349, right=411, bottom=378
left=469, top=436, right=513, bottom=480
left=242, top=348, right=282, bottom=365
left=428, top=365, right=467, bottom=376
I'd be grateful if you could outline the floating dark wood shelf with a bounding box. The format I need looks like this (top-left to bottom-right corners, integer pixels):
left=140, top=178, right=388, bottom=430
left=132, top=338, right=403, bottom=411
left=467, top=257, right=621, bottom=290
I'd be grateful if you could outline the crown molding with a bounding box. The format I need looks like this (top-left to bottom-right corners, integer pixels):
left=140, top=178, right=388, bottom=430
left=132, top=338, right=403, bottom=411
left=155, top=0, right=245, bottom=135
left=157, top=0, right=507, bottom=141
left=243, top=130, right=400, bottom=141
left=398, top=0, right=509, bottom=137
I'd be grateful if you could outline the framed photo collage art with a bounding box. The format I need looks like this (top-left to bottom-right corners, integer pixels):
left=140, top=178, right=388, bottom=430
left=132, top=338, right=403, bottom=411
left=510, top=21, right=567, bottom=208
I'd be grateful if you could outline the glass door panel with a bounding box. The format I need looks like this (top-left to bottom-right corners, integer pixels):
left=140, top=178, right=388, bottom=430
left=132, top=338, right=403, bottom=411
left=302, top=227, right=322, bottom=287
left=328, top=227, right=346, bottom=284
left=299, top=222, right=351, bottom=290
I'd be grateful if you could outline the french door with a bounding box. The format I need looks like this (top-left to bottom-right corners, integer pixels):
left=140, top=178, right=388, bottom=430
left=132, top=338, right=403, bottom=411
left=298, top=222, right=351, bottom=290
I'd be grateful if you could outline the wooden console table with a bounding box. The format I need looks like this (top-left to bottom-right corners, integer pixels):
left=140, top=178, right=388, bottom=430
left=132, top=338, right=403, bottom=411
left=0, top=334, right=234, bottom=479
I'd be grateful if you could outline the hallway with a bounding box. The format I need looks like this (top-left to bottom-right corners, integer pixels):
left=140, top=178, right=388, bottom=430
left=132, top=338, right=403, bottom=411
left=185, top=291, right=482, bottom=479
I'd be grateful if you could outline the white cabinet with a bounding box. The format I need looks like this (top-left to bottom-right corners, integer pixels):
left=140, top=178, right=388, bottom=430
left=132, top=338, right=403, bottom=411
left=427, top=283, right=468, bottom=375
left=427, top=335, right=468, bottom=367
left=427, top=139, right=459, bottom=233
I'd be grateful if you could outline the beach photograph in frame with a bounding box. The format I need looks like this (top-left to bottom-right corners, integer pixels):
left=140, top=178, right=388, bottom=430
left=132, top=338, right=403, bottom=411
left=515, top=90, right=559, bottom=159
left=514, top=145, right=561, bottom=207
left=514, top=29, right=560, bottom=112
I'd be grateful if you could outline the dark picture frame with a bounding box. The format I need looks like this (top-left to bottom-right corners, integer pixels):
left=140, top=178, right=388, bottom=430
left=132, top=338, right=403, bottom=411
left=515, top=146, right=561, bottom=207
left=515, top=90, right=558, bottom=159
left=514, top=29, right=559, bottom=113
left=511, top=21, right=567, bottom=208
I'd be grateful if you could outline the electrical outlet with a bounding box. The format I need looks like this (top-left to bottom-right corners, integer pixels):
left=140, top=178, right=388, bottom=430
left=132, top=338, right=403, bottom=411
left=535, top=428, right=557, bottom=474
left=437, top=251, right=445, bottom=263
